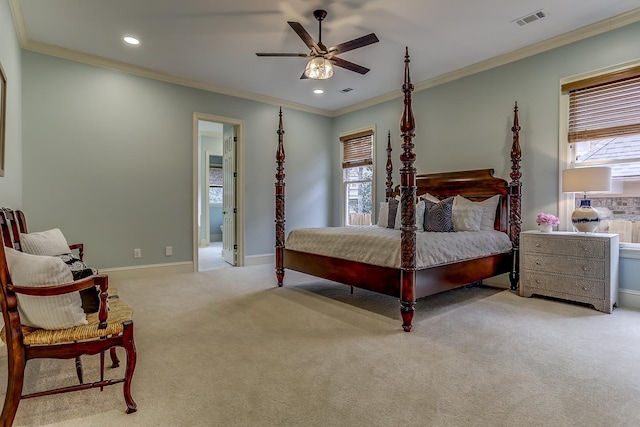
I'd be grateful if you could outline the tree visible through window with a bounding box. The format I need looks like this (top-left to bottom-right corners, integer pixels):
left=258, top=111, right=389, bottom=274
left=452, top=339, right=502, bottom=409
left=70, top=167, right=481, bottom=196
left=341, top=129, right=374, bottom=226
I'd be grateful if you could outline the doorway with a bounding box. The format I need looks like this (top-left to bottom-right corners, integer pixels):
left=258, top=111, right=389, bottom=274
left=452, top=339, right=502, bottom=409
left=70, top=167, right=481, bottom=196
left=193, top=113, right=245, bottom=271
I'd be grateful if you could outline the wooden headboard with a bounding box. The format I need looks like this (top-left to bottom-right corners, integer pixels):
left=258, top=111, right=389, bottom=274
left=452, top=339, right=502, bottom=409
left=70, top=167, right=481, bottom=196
left=414, top=169, right=509, bottom=233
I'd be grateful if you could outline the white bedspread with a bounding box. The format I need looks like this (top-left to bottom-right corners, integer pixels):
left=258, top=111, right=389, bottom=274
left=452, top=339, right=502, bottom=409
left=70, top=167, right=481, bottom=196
left=285, top=226, right=513, bottom=269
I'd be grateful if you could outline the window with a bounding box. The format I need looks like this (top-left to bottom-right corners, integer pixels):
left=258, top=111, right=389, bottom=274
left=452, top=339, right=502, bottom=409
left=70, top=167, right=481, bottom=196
left=340, top=129, right=374, bottom=226
left=209, top=166, right=223, bottom=205
left=561, top=64, right=640, bottom=242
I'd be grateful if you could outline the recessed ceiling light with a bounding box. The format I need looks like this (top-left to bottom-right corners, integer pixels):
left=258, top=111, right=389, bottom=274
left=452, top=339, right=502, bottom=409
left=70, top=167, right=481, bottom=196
left=123, top=36, right=140, bottom=45
left=313, top=89, right=324, bottom=94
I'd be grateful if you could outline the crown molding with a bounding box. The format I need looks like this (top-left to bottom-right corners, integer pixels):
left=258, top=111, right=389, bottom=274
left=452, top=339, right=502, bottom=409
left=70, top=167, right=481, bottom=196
left=8, top=0, right=27, bottom=46
left=335, top=7, right=640, bottom=117
left=21, top=40, right=334, bottom=117
left=9, top=1, right=640, bottom=118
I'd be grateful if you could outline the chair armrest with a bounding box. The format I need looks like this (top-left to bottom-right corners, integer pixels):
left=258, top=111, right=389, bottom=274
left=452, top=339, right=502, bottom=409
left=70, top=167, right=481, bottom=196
left=8, top=275, right=110, bottom=327
left=69, top=243, right=84, bottom=261
left=7, top=274, right=107, bottom=297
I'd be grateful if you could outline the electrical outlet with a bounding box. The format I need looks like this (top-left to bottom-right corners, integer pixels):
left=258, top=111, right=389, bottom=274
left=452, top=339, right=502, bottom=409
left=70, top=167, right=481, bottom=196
left=165, top=246, right=173, bottom=256
left=134, top=248, right=141, bottom=258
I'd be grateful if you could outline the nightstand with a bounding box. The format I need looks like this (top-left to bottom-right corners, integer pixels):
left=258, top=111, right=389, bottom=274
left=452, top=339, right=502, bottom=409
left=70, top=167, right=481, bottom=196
left=519, top=231, right=619, bottom=313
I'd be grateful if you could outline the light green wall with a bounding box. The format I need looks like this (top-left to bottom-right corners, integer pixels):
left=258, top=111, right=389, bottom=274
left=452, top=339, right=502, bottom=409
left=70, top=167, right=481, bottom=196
left=21, top=52, right=332, bottom=268
left=333, top=22, right=640, bottom=232
left=332, top=22, right=640, bottom=292
left=0, top=0, right=22, bottom=207
left=13, top=13, right=640, bottom=289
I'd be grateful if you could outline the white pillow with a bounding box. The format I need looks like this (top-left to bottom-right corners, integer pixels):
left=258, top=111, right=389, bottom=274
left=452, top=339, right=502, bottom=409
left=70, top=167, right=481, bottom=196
left=452, top=205, right=483, bottom=232
left=4, top=247, right=87, bottom=330
left=419, top=193, right=440, bottom=203
left=454, top=195, right=500, bottom=231
left=20, top=228, right=71, bottom=256
left=377, top=202, right=389, bottom=227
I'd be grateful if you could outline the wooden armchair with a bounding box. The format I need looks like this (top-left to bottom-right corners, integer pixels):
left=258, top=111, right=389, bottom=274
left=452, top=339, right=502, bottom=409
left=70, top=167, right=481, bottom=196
left=0, top=209, right=137, bottom=425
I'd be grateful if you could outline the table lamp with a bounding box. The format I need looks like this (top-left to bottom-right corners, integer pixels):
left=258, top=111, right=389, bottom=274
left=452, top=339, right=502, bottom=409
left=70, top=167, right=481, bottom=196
left=562, top=167, right=612, bottom=232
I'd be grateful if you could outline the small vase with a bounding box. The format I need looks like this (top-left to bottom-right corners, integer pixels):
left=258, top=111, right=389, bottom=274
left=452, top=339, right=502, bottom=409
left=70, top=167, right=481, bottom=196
left=539, top=224, right=553, bottom=233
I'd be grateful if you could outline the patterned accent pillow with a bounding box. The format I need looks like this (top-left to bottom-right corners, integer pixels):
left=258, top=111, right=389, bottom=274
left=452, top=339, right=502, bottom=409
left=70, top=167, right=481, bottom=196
left=387, top=198, right=400, bottom=228
left=56, top=253, right=100, bottom=313
left=424, top=197, right=454, bottom=232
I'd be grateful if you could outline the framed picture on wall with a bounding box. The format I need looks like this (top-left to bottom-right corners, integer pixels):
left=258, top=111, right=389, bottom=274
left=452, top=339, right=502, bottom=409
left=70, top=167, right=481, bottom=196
left=0, top=61, right=6, bottom=177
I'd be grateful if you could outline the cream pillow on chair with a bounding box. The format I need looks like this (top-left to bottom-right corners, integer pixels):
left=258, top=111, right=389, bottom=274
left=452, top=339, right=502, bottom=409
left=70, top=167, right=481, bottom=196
left=4, top=247, right=87, bottom=330
left=19, top=228, right=71, bottom=256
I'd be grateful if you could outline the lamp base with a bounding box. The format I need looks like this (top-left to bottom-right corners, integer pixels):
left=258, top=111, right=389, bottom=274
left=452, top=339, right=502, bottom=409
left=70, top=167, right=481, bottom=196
left=571, top=199, right=599, bottom=233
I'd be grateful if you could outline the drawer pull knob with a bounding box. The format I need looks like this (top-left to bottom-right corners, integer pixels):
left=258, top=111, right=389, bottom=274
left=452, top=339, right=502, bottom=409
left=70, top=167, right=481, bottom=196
left=535, top=243, right=541, bottom=248
left=535, top=261, right=541, bottom=265
left=535, top=279, right=541, bottom=284
left=582, top=266, right=587, bottom=271
left=582, top=286, right=588, bottom=291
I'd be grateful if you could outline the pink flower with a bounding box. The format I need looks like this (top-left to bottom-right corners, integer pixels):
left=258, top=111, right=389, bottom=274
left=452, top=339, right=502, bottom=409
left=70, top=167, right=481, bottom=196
left=536, top=213, right=559, bottom=226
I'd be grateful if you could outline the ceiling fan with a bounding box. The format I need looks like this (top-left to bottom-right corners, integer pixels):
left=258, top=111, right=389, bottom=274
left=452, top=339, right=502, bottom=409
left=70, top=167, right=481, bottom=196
left=256, top=9, right=379, bottom=80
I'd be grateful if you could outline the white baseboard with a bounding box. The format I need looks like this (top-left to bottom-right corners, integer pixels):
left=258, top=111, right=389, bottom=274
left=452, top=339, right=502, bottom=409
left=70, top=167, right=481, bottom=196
left=244, top=253, right=275, bottom=266
left=484, top=275, right=640, bottom=309
left=619, top=289, right=640, bottom=309
left=100, top=262, right=193, bottom=282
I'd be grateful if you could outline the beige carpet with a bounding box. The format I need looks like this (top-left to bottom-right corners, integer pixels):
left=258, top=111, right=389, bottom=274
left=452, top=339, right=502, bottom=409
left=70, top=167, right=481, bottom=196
left=2, top=264, right=640, bottom=426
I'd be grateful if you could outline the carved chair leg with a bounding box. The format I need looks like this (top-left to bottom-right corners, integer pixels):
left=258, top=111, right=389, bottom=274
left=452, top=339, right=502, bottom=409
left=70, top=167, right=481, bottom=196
left=122, top=324, right=137, bottom=414
left=75, top=356, right=83, bottom=384
left=1, top=351, right=25, bottom=426
left=110, top=347, right=120, bottom=368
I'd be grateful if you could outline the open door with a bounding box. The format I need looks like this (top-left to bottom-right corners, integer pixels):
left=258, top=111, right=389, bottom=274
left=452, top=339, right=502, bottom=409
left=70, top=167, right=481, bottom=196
left=222, top=126, right=237, bottom=265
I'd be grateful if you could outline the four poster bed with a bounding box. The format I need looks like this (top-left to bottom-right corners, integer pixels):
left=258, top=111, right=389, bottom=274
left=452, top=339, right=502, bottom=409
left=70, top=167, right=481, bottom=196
left=275, top=48, right=522, bottom=332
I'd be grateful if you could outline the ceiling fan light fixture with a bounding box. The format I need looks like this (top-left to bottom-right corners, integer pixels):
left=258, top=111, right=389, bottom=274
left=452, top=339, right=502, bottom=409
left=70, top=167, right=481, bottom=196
left=304, top=57, right=334, bottom=80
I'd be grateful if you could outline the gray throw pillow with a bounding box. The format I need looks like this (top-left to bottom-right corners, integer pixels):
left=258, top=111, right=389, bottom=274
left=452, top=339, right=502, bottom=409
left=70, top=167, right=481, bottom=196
left=424, top=197, right=454, bottom=232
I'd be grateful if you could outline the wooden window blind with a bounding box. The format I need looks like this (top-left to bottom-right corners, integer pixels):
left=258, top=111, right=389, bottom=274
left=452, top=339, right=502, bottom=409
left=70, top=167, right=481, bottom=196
left=340, top=130, right=373, bottom=169
left=563, top=66, right=640, bottom=143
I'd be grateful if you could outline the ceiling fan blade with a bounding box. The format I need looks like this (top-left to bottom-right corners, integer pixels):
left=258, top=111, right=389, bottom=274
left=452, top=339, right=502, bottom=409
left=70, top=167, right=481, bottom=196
left=330, top=57, right=370, bottom=75
left=329, top=33, right=379, bottom=55
left=299, top=71, right=309, bottom=80
left=255, top=52, right=309, bottom=57
left=287, top=21, right=321, bottom=53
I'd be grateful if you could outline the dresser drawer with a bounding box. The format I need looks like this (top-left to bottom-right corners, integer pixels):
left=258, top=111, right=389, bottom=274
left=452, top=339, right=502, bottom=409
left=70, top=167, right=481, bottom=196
left=522, top=254, right=605, bottom=280
left=521, top=235, right=605, bottom=258
left=521, top=272, right=605, bottom=300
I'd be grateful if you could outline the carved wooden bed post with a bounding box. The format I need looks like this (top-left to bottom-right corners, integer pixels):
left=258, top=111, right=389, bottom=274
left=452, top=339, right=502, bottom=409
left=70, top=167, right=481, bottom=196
left=275, top=107, right=286, bottom=287
left=399, top=48, right=417, bottom=332
left=509, top=102, right=522, bottom=290
left=385, top=131, right=394, bottom=201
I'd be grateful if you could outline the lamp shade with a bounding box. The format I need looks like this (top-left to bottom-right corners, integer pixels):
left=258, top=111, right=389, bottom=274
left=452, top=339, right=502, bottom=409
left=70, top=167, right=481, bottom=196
left=304, top=57, right=334, bottom=80
left=562, top=167, right=612, bottom=193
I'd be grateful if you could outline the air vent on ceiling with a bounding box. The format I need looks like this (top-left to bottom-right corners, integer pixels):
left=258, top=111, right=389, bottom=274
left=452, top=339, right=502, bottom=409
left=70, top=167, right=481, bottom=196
left=513, top=9, right=547, bottom=26
left=339, top=88, right=354, bottom=93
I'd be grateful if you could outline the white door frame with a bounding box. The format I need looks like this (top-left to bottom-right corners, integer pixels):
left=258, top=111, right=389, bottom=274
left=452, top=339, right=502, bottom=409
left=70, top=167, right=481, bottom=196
left=193, top=113, right=245, bottom=270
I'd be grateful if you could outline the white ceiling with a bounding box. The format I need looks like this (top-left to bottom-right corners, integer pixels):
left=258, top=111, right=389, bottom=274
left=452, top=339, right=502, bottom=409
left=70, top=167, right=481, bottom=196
left=10, top=0, right=640, bottom=114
